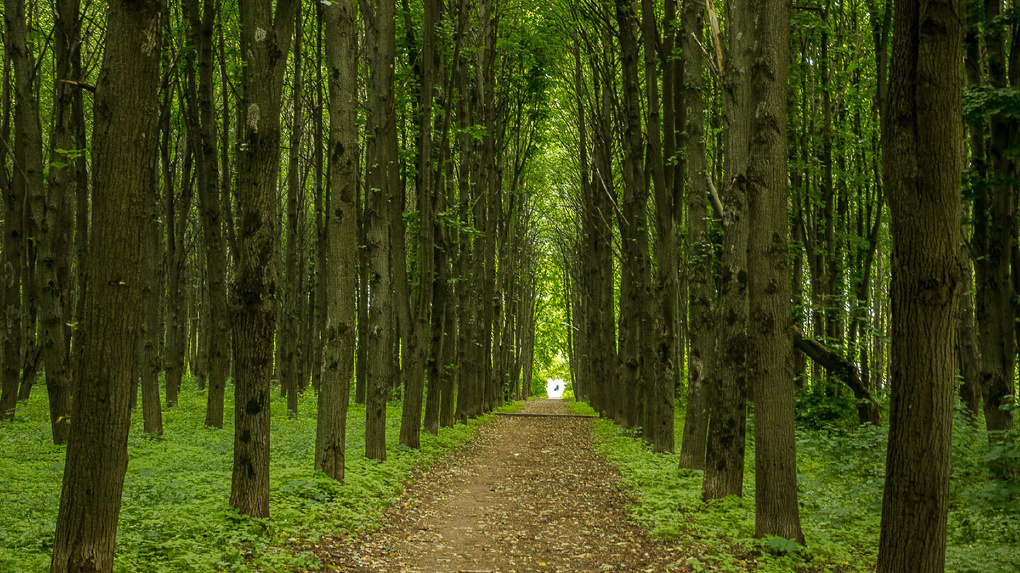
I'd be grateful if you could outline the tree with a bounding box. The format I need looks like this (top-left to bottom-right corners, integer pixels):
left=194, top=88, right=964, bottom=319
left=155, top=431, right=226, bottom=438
left=316, top=0, right=358, bottom=482
left=746, top=0, right=804, bottom=543
left=362, top=0, right=399, bottom=461
left=876, top=0, right=963, bottom=570
left=0, top=0, right=35, bottom=421
left=49, top=0, right=163, bottom=568
left=229, top=0, right=299, bottom=518
left=678, top=0, right=711, bottom=471
left=183, top=0, right=231, bottom=429
left=613, top=0, right=652, bottom=432
left=703, top=0, right=751, bottom=501
left=644, top=0, right=676, bottom=454
left=399, top=0, right=440, bottom=449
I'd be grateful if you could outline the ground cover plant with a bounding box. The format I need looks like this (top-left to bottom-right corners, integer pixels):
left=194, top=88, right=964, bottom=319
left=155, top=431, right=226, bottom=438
left=0, top=380, right=518, bottom=572
left=569, top=398, right=1020, bottom=573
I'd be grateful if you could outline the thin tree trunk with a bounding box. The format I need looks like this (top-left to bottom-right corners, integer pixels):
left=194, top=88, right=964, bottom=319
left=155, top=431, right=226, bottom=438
left=614, top=0, right=652, bottom=432
left=184, top=0, right=230, bottom=428
left=140, top=180, right=165, bottom=436
left=644, top=0, right=676, bottom=453
left=40, top=0, right=78, bottom=444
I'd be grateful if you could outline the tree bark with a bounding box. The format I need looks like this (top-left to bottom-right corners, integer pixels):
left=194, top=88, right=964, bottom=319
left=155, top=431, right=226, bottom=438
left=50, top=1, right=162, bottom=568
left=679, top=0, right=712, bottom=471
left=613, top=0, right=652, bottom=432
left=281, top=4, right=306, bottom=415
left=973, top=0, right=1016, bottom=437
left=746, top=0, right=804, bottom=542
left=703, top=0, right=750, bottom=502
left=41, top=0, right=77, bottom=443
left=362, top=0, right=398, bottom=461
left=877, top=0, right=963, bottom=570
left=229, top=0, right=299, bottom=518
left=316, top=0, right=358, bottom=482
left=644, top=0, right=676, bottom=454
left=184, top=0, right=230, bottom=428
left=140, top=182, right=165, bottom=436
left=400, top=0, right=439, bottom=449
left=0, top=0, right=34, bottom=420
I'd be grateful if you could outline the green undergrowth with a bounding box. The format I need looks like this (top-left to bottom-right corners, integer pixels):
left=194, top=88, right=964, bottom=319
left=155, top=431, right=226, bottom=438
left=0, top=378, right=518, bottom=572
left=568, top=399, right=1020, bottom=573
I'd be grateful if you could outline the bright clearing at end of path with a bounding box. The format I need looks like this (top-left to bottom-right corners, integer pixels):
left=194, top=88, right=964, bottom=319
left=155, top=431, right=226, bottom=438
left=546, top=378, right=564, bottom=399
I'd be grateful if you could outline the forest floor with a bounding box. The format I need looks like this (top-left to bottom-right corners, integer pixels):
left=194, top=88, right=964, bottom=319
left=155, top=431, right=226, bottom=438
left=314, top=399, right=688, bottom=572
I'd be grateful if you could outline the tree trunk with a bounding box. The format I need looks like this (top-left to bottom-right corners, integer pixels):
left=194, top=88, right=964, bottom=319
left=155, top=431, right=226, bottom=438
left=399, top=0, right=439, bottom=449
left=281, top=4, right=305, bottom=415
left=644, top=0, right=676, bottom=454
left=973, top=0, right=1016, bottom=437
left=316, top=0, right=357, bottom=481
left=746, top=0, right=804, bottom=543
left=0, top=0, right=34, bottom=420
left=362, top=0, right=398, bottom=461
left=140, top=182, right=165, bottom=436
left=613, top=0, right=651, bottom=433
left=703, top=0, right=750, bottom=501
left=41, top=0, right=78, bottom=443
left=679, top=0, right=711, bottom=471
left=229, top=0, right=299, bottom=518
left=184, top=0, right=230, bottom=428
left=49, top=2, right=162, bottom=568
left=877, top=0, right=963, bottom=570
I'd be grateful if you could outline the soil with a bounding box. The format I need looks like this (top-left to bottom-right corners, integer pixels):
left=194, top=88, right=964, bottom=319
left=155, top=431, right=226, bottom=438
left=314, top=399, right=689, bottom=572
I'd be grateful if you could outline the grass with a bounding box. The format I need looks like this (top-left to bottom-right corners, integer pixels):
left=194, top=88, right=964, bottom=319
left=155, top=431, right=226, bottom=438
left=568, top=398, right=1020, bottom=573
left=0, top=378, right=517, bottom=572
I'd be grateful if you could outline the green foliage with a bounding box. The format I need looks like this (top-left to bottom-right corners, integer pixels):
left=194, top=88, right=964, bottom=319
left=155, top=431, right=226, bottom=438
left=793, top=390, right=861, bottom=431
left=570, top=398, right=1020, bottom=572
left=0, top=380, right=508, bottom=572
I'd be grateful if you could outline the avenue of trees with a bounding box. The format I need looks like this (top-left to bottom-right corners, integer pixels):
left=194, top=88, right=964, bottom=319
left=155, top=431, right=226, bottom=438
left=549, top=0, right=1014, bottom=571
left=0, top=0, right=1017, bottom=571
left=2, top=0, right=548, bottom=569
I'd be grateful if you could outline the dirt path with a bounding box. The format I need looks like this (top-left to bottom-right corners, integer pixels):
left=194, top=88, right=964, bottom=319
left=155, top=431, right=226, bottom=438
left=316, top=399, right=685, bottom=572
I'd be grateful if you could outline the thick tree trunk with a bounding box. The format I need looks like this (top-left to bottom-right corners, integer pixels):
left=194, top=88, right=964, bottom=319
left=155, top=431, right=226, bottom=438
left=703, top=0, right=750, bottom=502
left=49, top=2, right=162, bottom=569
left=399, top=0, right=439, bottom=449
left=746, top=0, right=804, bottom=543
left=0, top=0, right=35, bottom=420
left=362, top=0, right=398, bottom=461
left=877, top=0, right=963, bottom=570
left=229, top=0, right=299, bottom=518
left=316, top=0, right=357, bottom=482
left=644, top=0, right=676, bottom=454
left=679, top=0, right=711, bottom=471
left=614, top=0, right=652, bottom=433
